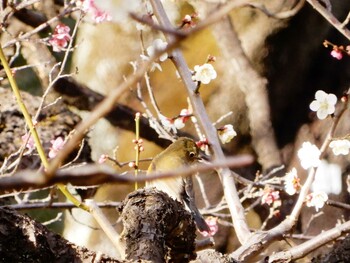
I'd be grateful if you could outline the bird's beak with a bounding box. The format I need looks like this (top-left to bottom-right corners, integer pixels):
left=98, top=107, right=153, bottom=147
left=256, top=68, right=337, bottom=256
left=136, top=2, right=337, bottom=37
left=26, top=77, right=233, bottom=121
left=198, top=152, right=211, bottom=162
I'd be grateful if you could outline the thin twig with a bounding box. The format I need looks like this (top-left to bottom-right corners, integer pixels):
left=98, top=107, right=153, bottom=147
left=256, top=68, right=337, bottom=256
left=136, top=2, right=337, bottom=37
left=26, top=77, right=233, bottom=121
left=195, top=173, right=211, bottom=208
left=3, top=6, right=80, bottom=49
left=85, top=199, right=125, bottom=258
left=45, top=21, right=195, bottom=178
left=42, top=212, right=63, bottom=225
left=248, top=0, right=305, bottom=19
left=341, top=11, right=350, bottom=28
left=327, top=199, right=350, bottom=211
left=268, top=220, right=350, bottom=262
left=3, top=201, right=121, bottom=210
left=306, top=0, right=350, bottom=41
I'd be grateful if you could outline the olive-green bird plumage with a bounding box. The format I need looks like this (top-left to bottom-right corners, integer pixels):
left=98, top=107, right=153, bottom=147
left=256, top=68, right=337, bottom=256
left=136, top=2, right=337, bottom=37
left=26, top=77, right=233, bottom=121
left=146, top=137, right=209, bottom=232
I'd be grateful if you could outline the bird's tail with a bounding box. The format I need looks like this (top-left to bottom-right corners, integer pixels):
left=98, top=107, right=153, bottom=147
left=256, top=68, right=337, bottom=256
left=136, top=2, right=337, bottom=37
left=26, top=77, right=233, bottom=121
left=187, top=200, right=210, bottom=232
left=183, top=176, right=210, bottom=232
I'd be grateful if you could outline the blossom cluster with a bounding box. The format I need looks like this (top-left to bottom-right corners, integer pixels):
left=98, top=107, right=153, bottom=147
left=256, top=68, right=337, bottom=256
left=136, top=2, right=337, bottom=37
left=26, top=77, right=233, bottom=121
left=21, top=135, right=65, bottom=159
left=49, top=24, right=71, bottom=52
left=283, top=167, right=328, bottom=211
left=261, top=187, right=280, bottom=207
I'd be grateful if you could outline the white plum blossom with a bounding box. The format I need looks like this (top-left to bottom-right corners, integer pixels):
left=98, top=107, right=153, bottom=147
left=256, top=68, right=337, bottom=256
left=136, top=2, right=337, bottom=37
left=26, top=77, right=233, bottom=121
left=173, top=118, right=185, bottom=129
left=140, top=39, right=168, bottom=71
left=312, top=160, right=342, bottom=195
left=284, top=168, right=301, bottom=195
left=297, top=142, right=321, bottom=169
left=183, top=14, right=192, bottom=23
left=159, top=109, right=192, bottom=131
left=192, top=63, right=217, bottom=84
left=305, top=191, right=328, bottom=212
left=329, top=139, right=350, bottom=156
left=309, top=90, right=337, bottom=120
left=146, top=39, right=168, bottom=62
left=173, top=108, right=191, bottom=129
left=159, top=114, right=176, bottom=133
left=136, top=22, right=147, bottom=31
left=218, top=124, right=237, bottom=144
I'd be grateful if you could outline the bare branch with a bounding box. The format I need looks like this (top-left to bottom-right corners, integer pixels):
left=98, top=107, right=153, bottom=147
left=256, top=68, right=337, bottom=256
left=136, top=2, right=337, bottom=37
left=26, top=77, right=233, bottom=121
left=3, top=201, right=121, bottom=210
left=268, top=220, right=350, bottom=262
left=150, top=0, right=252, bottom=244
left=0, top=155, right=253, bottom=191
left=307, top=0, right=350, bottom=41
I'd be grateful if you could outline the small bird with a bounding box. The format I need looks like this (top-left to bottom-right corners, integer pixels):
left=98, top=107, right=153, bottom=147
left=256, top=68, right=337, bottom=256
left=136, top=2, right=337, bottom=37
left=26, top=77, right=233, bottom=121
left=146, top=137, right=210, bottom=232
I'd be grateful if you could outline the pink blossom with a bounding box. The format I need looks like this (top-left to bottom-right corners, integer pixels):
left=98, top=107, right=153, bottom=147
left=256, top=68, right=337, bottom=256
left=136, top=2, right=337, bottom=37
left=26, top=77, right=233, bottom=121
left=200, top=217, right=219, bottom=237
left=49, top=24, right=71, bottom=52
left=21, top=133, right=35, bottom=151
left=98, top=154, right=108, bottom=164
left=330, top=49, right=343, bottom=60
left=79, top=0, right=111, bottom=24
left=93, top=9, right=112, bottom=24
left=49, top=137, right=65, bottom=159
left=261, top=188, right=280, bottom=206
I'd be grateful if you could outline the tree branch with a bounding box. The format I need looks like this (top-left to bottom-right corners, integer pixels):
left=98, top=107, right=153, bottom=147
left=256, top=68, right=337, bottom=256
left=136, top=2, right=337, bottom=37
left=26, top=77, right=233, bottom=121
left=150, top=0, right=252, bottom=244
left=307, top=0, right=350, bottom=41
left=211, top=15, right=282, bottom=170
left=0, top=155, right=253, bottom=191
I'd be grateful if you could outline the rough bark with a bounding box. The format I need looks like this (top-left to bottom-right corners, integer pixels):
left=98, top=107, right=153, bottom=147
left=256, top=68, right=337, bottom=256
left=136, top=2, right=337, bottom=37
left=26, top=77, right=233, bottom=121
left=119, top=188, right=197, bottom=263
left=0, top=207, right=124, bottom=262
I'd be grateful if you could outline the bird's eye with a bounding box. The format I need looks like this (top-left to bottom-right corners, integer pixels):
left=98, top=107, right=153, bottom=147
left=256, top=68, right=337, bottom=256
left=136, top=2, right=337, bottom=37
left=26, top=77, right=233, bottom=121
left=189, top=152, right=196, bottom=158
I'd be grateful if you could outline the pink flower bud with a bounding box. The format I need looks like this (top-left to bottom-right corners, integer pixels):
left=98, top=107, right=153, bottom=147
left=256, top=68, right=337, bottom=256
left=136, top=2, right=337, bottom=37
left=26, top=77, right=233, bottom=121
left=330, top=49, right=343, bottom=60
left=98, top=154, right=108, bottom=164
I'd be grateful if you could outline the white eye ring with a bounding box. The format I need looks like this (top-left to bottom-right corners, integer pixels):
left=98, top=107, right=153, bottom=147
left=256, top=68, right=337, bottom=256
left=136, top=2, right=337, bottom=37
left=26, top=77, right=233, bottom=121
left=189, top=152, right=196, bottom=158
